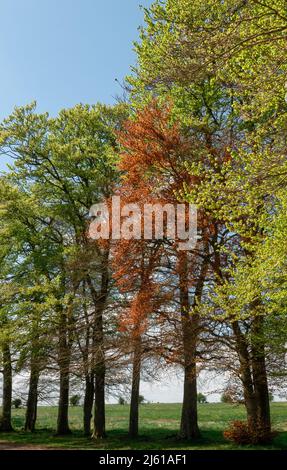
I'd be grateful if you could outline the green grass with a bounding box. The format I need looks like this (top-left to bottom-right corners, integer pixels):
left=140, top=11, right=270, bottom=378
left=0, top=403, right=286, bottom=450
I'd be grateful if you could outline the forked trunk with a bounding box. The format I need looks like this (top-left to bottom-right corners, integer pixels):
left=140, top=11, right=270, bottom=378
left=232, top=321, right=258, bottom=429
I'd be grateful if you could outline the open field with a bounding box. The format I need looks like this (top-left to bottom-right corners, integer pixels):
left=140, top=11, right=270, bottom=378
left=0, top=403, right=286, bottom=450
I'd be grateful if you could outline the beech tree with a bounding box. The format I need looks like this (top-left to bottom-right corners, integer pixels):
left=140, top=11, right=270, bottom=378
left=114, top=101, right=219, bottom=439
left=0, top=102, right=126, bottom=437
left=127, top=0, right=287, bottom=442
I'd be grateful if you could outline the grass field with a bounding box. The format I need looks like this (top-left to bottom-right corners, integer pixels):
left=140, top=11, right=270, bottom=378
left=0, top=403, right=286, bottom=450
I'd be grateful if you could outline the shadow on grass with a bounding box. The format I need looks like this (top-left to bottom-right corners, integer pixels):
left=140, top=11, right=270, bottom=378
left=1, top=427, right=287, bottom=450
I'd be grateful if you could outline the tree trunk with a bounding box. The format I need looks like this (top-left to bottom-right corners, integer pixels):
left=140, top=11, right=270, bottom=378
left=93, top=368, right=106, bottom=439
left=129, top=336, right=142, bottom=438
left=92, top=301, right=106, bottom=439
left=179, top=315, right=200, bottom=439
left=233, top=316, right=271, bottom=441
left=178, top=243, right=209, bottom=440
left=0, top=342, right=13, bottom=432
left=178, top=253, right=200, bottom=440
left=24, top=359, right=40, bottom=432
left=57, top=367, right=71, bottom=435
left=25, top=320, right=41, bottom=433
left=83, top=374, right=94, bottom=436
left=88, top=251, right=109, bottom=440
left=232, top=321, right=258, bottom=429
left=251, top=316, right=271, bottom=438
left=56, top=308, right=71, bottom=435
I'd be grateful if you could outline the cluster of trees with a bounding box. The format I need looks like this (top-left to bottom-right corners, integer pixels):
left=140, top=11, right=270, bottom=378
left=0, top=0, right=287, bottom=443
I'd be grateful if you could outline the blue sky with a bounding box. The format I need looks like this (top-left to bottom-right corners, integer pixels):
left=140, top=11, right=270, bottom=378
left=0, top=0, right=153, bottom=122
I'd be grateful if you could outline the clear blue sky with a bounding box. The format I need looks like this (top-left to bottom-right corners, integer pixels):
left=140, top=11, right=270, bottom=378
left=0, top=0, right=153, bottom=121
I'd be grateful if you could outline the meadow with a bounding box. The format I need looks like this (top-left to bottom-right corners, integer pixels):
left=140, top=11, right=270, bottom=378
left=0, top=403, right=286, bottom=450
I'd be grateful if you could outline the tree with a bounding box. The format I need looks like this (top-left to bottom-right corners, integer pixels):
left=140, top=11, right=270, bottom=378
left=138, top=395, right=145, bottom=405
left=115, top=100, right=217, bottom=439
left=12, top=399, right=22, bottom=409
left=0, top=102, right=127, bottom=438
left=112, top=236, right=164, bottom=438
left=128, top=0, right=287, bottom=443
left=197, top=393, right=207, bottom=404
left=70, top=395, right=81, bottom=407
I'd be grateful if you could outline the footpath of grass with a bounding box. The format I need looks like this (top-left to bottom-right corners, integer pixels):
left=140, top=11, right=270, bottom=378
left=0, top=402, right=286, bottom=450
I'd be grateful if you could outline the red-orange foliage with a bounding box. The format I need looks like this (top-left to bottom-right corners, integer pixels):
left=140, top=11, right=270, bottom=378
left=113, top=238, right=163, bottom=338
left=111, top=100, right=214, bottom=353
left=224, top=420, right=275, bottom=445
left=110, top=101, right=183, bottom=340
left=117, top=99, right=197, bottom=203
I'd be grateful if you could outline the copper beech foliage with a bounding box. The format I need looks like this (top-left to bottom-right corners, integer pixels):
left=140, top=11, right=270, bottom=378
left=105, top=100, right=213, bottom=347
